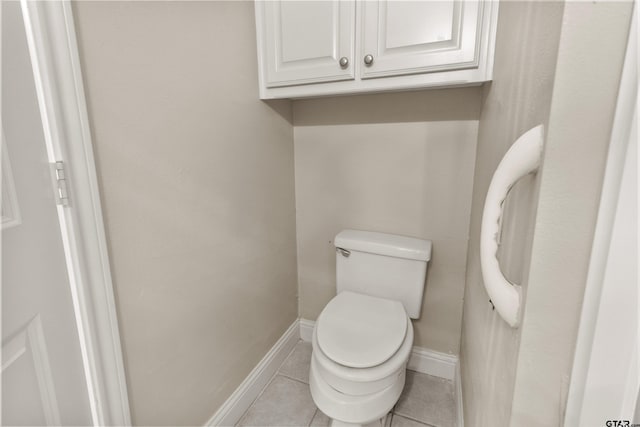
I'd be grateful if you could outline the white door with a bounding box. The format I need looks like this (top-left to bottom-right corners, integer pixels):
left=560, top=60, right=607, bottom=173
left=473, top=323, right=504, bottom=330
left=259, top=0, right=355, bottom=87
left=564, top=9, right=638, bottom=425
left=2, top=2, right=93, bottom=425
left=360, top=1, right=482, bottom=79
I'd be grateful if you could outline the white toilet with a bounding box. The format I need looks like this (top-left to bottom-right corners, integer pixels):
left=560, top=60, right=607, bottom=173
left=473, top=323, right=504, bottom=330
left=309, top=230, right=432, bottom=427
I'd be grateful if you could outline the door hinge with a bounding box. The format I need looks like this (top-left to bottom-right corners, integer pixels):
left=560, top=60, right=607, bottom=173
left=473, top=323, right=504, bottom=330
left=51, top=161, right=69, bottom=206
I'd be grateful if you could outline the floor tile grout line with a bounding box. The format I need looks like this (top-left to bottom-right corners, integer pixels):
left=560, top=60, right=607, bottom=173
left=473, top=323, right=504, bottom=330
left=392, top=410, right=444, bottom=427
left=274, top=372, right=310, bottom=386
left=307, top=408, right=319, bottom=427
left=237, top=371, right=280, bottom=426
left=238, top=364, right=304, bottom=426
left=237, top=373, right=317, bottom=427
left=239, top=342, right=313, bottom=426
left=242, top=342, right=455, bottom=427
left=390, top=412, right=434, bottom=427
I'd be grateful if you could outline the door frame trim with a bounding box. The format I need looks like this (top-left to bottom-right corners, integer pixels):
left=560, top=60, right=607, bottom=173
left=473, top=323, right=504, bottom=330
left=19, top=1, right=131, bottom=424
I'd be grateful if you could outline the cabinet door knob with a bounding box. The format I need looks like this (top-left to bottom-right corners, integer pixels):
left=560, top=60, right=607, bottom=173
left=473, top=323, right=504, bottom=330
left=363, top=54, right=374, bottom=65
left=339, top=57, right=349, bottom=68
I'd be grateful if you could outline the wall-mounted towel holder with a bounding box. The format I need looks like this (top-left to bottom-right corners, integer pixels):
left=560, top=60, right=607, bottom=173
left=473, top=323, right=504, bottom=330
left=480, top=125, right=544, bottom=328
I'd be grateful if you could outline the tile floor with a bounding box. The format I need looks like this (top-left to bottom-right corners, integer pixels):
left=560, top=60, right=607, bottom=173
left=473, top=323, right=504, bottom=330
left=237, top=341, right=457, bottom=427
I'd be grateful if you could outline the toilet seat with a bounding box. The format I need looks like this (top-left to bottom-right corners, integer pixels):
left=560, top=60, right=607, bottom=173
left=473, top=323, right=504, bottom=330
left=310, top=291, right=415, bottom=424
left=312, top=319, right=413, bottom=396
left=311, top=291, right=414, bottom=397
left=316, top=291, right=407, bottom=368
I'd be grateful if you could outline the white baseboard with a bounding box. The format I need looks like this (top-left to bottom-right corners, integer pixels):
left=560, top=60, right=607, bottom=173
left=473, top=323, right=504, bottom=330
left=456, top=362, right=464, bottom=427
left=206, top=318, right=463, bottom=427
left=407, top=346, right=457, bottom=381
left=205, top=320, right=300, bottom=426
left=299, top=318, right=315, bottom=342
left=300, top=318, right=458, bottom=381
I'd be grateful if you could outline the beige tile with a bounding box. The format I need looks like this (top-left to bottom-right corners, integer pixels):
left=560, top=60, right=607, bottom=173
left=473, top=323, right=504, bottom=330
left=309, top=409, right=331, bottom=426
left=279, top=341, right=312, bottom=384
left=237, top=375, right=317, bottom=426
left=390, top=414, right=429, bottom=427
left=394, top=371, right=456, bottom=427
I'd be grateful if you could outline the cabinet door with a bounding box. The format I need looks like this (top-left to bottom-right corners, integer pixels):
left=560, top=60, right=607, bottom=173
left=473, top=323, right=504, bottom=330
left=259, top=1, right=355, bottom=87
left=360, top=1, right=482, bottom=79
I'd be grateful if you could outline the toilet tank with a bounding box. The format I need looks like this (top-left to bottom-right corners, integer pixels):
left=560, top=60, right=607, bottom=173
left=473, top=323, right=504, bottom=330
left=334, top=230, right=432, bottom=319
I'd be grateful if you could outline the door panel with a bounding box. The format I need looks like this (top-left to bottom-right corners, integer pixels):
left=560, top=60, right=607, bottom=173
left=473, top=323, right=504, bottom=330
left=2, top=316, right=60, bottom=426
left=261, top=0, right=355, bottom=87
left=1, top=132, right=21, bottom=229
left=384, top=1, right=456, bottom=49
left=361, top=1, right=482, bottom=79
left=1, top=2, right=93, bottom=425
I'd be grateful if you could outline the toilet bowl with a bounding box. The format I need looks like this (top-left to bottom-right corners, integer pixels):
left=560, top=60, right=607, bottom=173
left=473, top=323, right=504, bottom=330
left=308, top=230, right=432, bottom=427
left=310, top=292, right=414, bottom=426
left=310, top=357, right=405, bottom=427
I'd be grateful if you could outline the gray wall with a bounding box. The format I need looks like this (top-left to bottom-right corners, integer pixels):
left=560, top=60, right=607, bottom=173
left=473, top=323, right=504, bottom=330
left=460, top=2, right=565, bottom=424
left=460, top=1, right=633, bottom=426
left=72, top=1, right=633, bottom=425
left=510, top=3, right=633, bottom=424
left=73, top=2, right=298, bottom=425
left=293, top=89, right=481, bottom=353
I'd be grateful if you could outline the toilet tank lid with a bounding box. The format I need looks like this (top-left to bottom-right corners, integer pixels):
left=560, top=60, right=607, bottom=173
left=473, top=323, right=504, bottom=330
left=334, top=230, right=432, bottom=261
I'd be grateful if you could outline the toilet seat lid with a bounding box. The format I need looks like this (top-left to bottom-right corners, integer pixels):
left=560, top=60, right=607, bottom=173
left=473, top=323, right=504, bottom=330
left=316, top=291, right=408, bottom=368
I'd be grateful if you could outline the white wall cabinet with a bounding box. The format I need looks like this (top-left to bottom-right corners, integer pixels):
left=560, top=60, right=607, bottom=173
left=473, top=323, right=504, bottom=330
left=255, top=0, right=499, bottom=99
left=260, top=1, right=355, bottom=87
